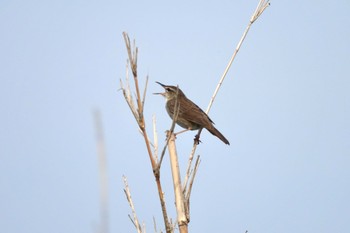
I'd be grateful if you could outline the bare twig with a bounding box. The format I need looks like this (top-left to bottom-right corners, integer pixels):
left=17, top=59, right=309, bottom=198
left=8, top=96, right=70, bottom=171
left=206, top=0, right=270, bottom=114
left=152, top=115, right=159, bottom=162
left=123, top=32, right=143, bottom=121
left=182, top=145, right=198, bottom=192
left=123, top=176, right=143, bottom=233
left=142, top=76, right=149, bottom=112
left=120, top=72, right=138, bottom=121
left=185, top=155, right=201, bottom=201
left=251, top=0, right=270, bottom=23
left=153, top=217, right=158, bottom=233
left=192, top=0, right=270, bottom=148
left=123, top=32, right=138, bottom=78
left=184, top=155, right=200, bottom=221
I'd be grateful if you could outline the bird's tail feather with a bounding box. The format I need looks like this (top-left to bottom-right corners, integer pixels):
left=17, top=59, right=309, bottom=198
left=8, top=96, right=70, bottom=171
left=207, top=126, right=230, bottom=145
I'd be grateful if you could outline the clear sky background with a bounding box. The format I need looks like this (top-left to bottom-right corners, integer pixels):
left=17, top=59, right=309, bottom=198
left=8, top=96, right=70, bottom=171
left=1, top=0, right=349, bottom=233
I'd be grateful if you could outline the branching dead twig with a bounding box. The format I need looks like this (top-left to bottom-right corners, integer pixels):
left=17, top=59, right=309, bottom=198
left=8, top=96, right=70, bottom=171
left=185, top=155, right=200, bottom=201
left=120, top=63, right=138, bottom=122
left=123, top=176, right=143, bottom=233
left=121, top=32, right=171, bottom=233
left=184, top=155, right=200, bottom=221
left=182, top=146, right=199, bottom=192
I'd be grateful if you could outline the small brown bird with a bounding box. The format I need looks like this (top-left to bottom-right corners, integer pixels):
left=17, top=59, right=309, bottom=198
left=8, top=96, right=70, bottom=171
left=155, top=82, right=230, bottom=145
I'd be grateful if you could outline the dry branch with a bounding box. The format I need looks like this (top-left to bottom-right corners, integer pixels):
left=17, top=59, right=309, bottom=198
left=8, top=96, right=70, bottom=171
left=123, top=176, right=143, bottom=233
left=168, top=132, right=188, bottom=233
left=121, top=32, right=171, bottom=233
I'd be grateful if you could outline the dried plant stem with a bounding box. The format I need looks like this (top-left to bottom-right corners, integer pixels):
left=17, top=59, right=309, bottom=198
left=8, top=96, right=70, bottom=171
left=181, top=0, right=270, bottom=216
left=168, top=132, right=188, bottom=233
left=194, top=0, right=270, bottom=147
left=182, top=145, right=198, bottom=191
left=207, top=0, right=270, bottom=114
left=123, top=176, right=143, bottom=233
left=185, top=155, right=200, bottom=203
left=122, top=32, right=171, bottom=233
left=152, top=115, right=159, bottom=162
left=183, top=155, right=200, bottom=222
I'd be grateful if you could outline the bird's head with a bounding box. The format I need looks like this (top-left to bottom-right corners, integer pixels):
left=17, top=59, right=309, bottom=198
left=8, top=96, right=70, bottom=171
left=154, top=82, right=184, bottom=101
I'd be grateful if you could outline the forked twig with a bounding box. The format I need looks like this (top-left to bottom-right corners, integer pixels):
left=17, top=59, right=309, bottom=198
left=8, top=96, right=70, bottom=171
left=182, top=145, right=198, bottom=191
left=120, top=65, right=138, bottom=121
left=184, top=155, right=200, bottom=221
left=123, top=176, right=143, bottom=233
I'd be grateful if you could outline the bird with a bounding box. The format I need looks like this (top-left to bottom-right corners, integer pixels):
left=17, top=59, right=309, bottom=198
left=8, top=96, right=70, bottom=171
left=154, top=82, right=230, bottom=145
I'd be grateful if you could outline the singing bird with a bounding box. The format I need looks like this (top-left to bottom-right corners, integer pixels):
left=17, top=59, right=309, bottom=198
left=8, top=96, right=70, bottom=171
left=155, top=82, right=229, bottom=145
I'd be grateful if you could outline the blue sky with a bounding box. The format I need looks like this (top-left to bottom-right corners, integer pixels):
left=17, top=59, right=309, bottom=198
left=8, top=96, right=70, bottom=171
left=1, top=1, right=349, bottom=233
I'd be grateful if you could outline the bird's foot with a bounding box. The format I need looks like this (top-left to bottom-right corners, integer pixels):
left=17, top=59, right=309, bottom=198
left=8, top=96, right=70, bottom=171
left=194, top=134, right=202, bottom=145
left=165, top=130, right=177, bottom=141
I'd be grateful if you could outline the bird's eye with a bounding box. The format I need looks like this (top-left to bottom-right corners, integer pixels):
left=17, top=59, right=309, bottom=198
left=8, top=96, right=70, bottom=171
left=166, top=88, right=172, bottom=92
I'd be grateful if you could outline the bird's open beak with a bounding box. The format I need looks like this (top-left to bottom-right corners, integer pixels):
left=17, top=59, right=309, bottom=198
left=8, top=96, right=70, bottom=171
left=153, top=81, right=166, bottom=96
left=155, top=81, right=166, bottom=88
left=153, top=92, right=165, bottom=96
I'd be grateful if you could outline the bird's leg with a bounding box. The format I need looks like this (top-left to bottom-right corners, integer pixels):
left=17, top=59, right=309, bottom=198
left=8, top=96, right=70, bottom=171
left=165, top=130, right=173, bottom=141
left=174, top=128, right=190, bottom=136
left=175, top=128, right=202, bottom=144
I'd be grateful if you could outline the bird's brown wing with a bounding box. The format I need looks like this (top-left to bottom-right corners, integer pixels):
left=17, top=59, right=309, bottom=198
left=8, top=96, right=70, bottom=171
left=177, top=97, right=214, bottom=126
